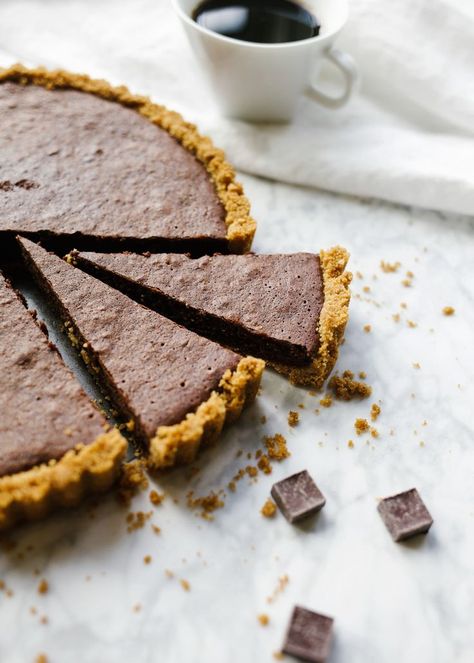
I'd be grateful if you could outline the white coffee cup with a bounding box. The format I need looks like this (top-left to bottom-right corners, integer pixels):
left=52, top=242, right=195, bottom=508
left=172, top=0, right=359, bottom=122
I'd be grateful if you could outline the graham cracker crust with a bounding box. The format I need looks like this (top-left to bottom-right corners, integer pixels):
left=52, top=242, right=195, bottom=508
left=0, top=64, right=255, bottom=254
left=271, top=246, right=351, bottom=388
left=149, top=356, right=265, bottom=469
left=0, top=429, right=127, bottom=531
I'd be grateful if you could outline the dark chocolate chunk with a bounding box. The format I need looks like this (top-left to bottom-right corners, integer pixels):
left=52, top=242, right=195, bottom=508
left=271, top=470, right=325, bottom=523
left=282, top=605, right=334, bottom=663
left=377, top=488, right=433, bottom=542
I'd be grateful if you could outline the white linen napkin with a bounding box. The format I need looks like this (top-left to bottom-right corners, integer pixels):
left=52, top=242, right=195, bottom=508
left=0, top=0, right=473, bottom=215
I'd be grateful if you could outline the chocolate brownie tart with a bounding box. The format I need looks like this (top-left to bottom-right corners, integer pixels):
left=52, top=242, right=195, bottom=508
left=0, top=65, right=254, bottom=254
left=0, top=274, right=127, bottom=530
left=18, top=238, right=264, bottom=470
left=69, top=248, right=351, bottom=388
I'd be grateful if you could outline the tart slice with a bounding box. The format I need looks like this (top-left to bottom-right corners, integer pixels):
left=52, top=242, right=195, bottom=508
left=69, top=249, right=351, bottom=388
left=18, top=238, right=264, bottom=470
left=0, top=274, right=126, bottom=531
left=0, top=65, right=254, bottom=254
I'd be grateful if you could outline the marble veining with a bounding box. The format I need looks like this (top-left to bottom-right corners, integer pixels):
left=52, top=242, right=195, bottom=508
left=1, top=175, right=473, bottom=663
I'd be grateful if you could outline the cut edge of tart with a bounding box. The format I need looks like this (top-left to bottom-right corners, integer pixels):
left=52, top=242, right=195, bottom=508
left=270, top=246, right=352, bottom=388
left=0, top=428, right=127, bottom=531
left=149, top=355, right=264, bottom=470
left=0, top=63, right=255, bottom=254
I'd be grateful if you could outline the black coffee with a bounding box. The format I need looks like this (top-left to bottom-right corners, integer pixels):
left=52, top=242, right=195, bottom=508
left=192, top=0, right=320, bottom=44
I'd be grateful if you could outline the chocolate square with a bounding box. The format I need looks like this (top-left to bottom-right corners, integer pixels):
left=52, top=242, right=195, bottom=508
left=377, top=488, right=433, bottom=542
left=271, top=470, right=325, bottom=523
left=282, top=605, right=334, bottom=663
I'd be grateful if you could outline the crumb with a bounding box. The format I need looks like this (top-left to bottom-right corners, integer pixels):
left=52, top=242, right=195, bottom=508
left=380, top=260, right=401, bottom=273
left=267, top=574, right=289, bottom=604
left=255, top=449, right=262, bottom=459
left=180, top=579, right=191, bottom=592
left=37, top=579, right=49, bottom=595
left=261, top=499, right=277, bottom=518
left=347, top=440, right=354, bottom=448
left=363, top=286, right=371, bottom=293
left=287, top=411, right=299, bottom=427
left=407, top=320, right=417, bottom=328
left=298, top=402, right=305, bottom=409
left=406, top=270, right=414, bottom=278
left=370, top=403, right=381, bottom=421
left=118, top=459, right=148, bottom=506
left=358, top=371, right=367, bottom=379
left=260, top=415, right=267, bottom=424
left=419, top=441, right=425, bottom=447
left=401, top=279, right=412, bottom=287
left=151, top=524, right=161, bottom=535
left=363, top=324, right=372, bottom=333
left=143, top=555, right=152, bottom=565
left=264, top=434, right=290, bottom=461
left=273, top=653, right=284, bottom=660
left=257, top=454, right=272, bottom=475
left=246, top=465, right=258, bottom=478
left=328, top=371, right=372, bottom=400
left=354, top=418, right=369, bottom=435
left=413, top=362, right=421, bottom=369
left=132, top=603, right=142, bottom=613
left=187, top=491, right=224, bottom=519
left=258, top=614, right=270, bottom=626
left=35, top=655, right=48, bottom=663
left=228, top=481, right=237, bottom=492
left=149, top=489, right=165, bottom=506
left=370, top=427, right=379, bottom=438
left=319, top=395, right=333, bottom=408
left=165, top=569, right=174, bottom=578
left=392, top=313, right=401, bottom=322
left=442, top=306, right=455, bottom=316
left=400, top=302, right=407, bottom=309
left=39, top=616, right=48, bottom=625
left=356, top=271, right=364, bottom=279
left=126, top=510, right=153, bottom=532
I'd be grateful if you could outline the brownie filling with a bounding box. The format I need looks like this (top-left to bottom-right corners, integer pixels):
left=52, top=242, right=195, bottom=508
left=71, top=251, right=324, bottom=366
left=18, top=238, right=242, bottom=449
left=0, top=274, right=107, bottom=477
left=0, top=82, right=228, bottom=253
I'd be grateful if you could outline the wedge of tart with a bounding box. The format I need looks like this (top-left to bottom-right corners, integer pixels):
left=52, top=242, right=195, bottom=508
left=18, top=238, right=264, bottom=470
left=0, top=274, right=127, bottom=531
left=0, top=65, right=254, bottom=254
left=68, top=248, right=351, bottom=388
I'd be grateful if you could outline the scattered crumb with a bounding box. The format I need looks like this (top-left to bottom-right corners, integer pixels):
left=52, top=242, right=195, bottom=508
left=186, top=491, right=224, bottom=519
left=246, top=465, right=258, bottom=478
left=419, top=441, right=425, bottom=447
left=151, top=524, right=161, bottom=535
left=347, top=440, right=354, bottom=449
left=413, top=362, right=421, bottom=369
left=328, top=371, right=372, bottom=400
left=118, top=459, right=148, bottom=506
left=319, top=395, right=333, bottom=408
left=356, top=271, right=364, bottom=279
left=370, top=427, right=379, bottom=438
left=267, top=574, right=289, bottom=604
left=149, top=489, right=165, bottom=506
left=392, top=313, right=401, bottom=323
left=143, top=555, right=152, bottom=565
left=40, top=616, right=48, bottom=625
left=407, top=320, right=417, bottom=328
left=132, top=603, right=142, bottom=613
left=400, top=302, right=407, bottom=309
left=287, top=411, right=299, bottom=427
left=260, top=415, right=267, bottom=424
left=298, top=403, right=305, bottom=409
left=370, top=403, right=381, bottom=421
left=258, top=614, right=270, bottom=626
left=180, top=579, right=191, bottom=592
left=363, top=286, right=371, bottom=294
left=380, top=260, right=401, bottom=273
left=264, top=434, right=290, bottom=461
left=37, top=579, right=49, bottom=595
left=442, top=306, right=455, bottom=316
left=165, top=569, right=174, bottom=579
left=261, top=499, right=277, bottom=518
left=354, top=418, right=370, bottom=435
left=257, top=454, right=273, bottom=475
left=273, top=652, right=284, bottom=660
left=401, top=278, right=412, bottom=287
left=126, top=510, right=153, bottom=532
left=35, top=655, right=48, bottom=663
left=228, top=480, right=237, bottom=492
left=363, top=324, right=372, bottom=333
left=358, top=371, right=367, bottom=379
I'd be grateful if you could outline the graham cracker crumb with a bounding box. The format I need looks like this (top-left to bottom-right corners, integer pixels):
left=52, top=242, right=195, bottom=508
left=260, top=415, right=267, bottom=424
left=362, top=286, right=371, bottom=294
left=149, top=489, right=165, bottom=506
left=257, top=454, right=272, bottom=475
left=37, top=579, right=48, bottom=595
left=413, top=362, right=421, bottom=369
left=143, top=555, right=152, bottom=565
left=354, top=418, right=370, bottom=435
left=319, top=395, right=333, bottom=408
left=258, top=613, right=270, bottom=626
left=187, top=491, right=224, bottom=519
left=392, top=313, right=401, bottom=323
left=347, top=440, right=354, bottom=449
left=35, top=656, right=48, bottom=663
left=126, top=510, right=153, bottom=532
left=180, top=579, right=191, bottom=592
left=402, top=278, right=412, bottom=287
left=267, top=574, right=289, bottom=604
left=151, top=525, right=161, bottom=535
left=358, top=371, right=367, bottom=379
left=273, top=653, right=284, bottom=660
left=442, top=306, right=455, bottom=316
left=363, top=324, right=372, bottom=333
left=165, top=569, right=174, bottom=579
left=287, top=411, right=299, bottom=427
left=328, top=371, right=372, bottom=400
left=261, top=499, right=277, bottom=518
left=132, top=603, right=142, bottom=613
left=228, top=481, right=237, bottom=492
left=264, top=434, right=290, bottom=461
left=246, top=465, right=258, bottom=478
left=370, top=403, right=381, bottom=421
left=380, top=260, right=401, bottom=273
left=118, top=459, right=148, bottom=506
left=407, top=320, right=417, bottom=328
left=370, top=427, right=379, bottom=438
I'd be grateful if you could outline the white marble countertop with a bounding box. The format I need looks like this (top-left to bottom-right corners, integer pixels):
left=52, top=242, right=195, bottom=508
left=1, top=175, right=473, bottom=663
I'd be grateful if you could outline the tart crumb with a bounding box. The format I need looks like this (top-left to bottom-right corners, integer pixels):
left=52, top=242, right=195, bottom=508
left=273, top=652, right=284, bottom=660
left=35, top=655, right=48, bottom=663
left=287, top=411, right=299, bottom=427
left=126, top=510, right=153, bottom=532
left=118, top=459, right=148, bottom=506
left=165, top=569, right=174, bottom=579
left=187, top=491, right=224, bottom=519
left=132, top=603, right=142, bottom=613
left=267, top=574, right=289, bottom=604
left=143, top=555, right=152, bottom=565
left=257, top=454, right=272, bottom=475
left=370, top=403, right=381, bottom=421
left=442, top=306, right=455, bottom=316
left=258, top=613, right=270, bottom=626
left=151, top=524, right=161, bottom=535
left=363, top=324, right=372, bottom=333
left=264, top=434, right=290, bottom=461
left=261, top=499, right=277, bottom=518
left=149, top=489, right=165, bottom=506
left=319, top=395, right=333, bottom=408
left=370, top=427, right=379, bottom=438
left=328, top=371, right=372, bottom=400
left=358, top=371, right=367, bottom=379
left=180, top=579, right=191, bottom=592
left=37, top=579, right=49, bottom=595
left=362, top=286, right=371, bottom=294
left=413, top=362, right=421, bottom=369
left=407, top=320, right=417, bottom=328
left=347, top=440, right=354, bottom=449
left=392, top=313, right=401, bottom=323
left=380, top=260, right=401, bottom=273
left=354, top=418, right=370, bottom=435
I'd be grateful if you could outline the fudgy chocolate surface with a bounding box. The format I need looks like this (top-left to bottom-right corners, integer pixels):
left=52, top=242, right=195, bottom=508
left=19, top=239, right=241, bottom=442
left=0, top=274, right=106, bottom=477
left=0, top=82, right=227, bottom=246
left=74, top=251, right=324, bottom=364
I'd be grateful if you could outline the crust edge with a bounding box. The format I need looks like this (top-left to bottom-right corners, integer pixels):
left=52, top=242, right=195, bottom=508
left=0, top=64, right=256, bottom=254
left=271, top=246, right=352, bottom=388
left=0, top=428, right=127, bottom=531
left=148, top=356, right=265, bottom=469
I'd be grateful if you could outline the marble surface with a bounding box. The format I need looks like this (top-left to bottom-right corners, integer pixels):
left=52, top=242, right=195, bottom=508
left=1, top=176, right=474, bottom=663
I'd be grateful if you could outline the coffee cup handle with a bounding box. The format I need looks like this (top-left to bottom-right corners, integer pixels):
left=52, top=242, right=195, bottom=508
left=306, top=47, right=359, bottom=109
